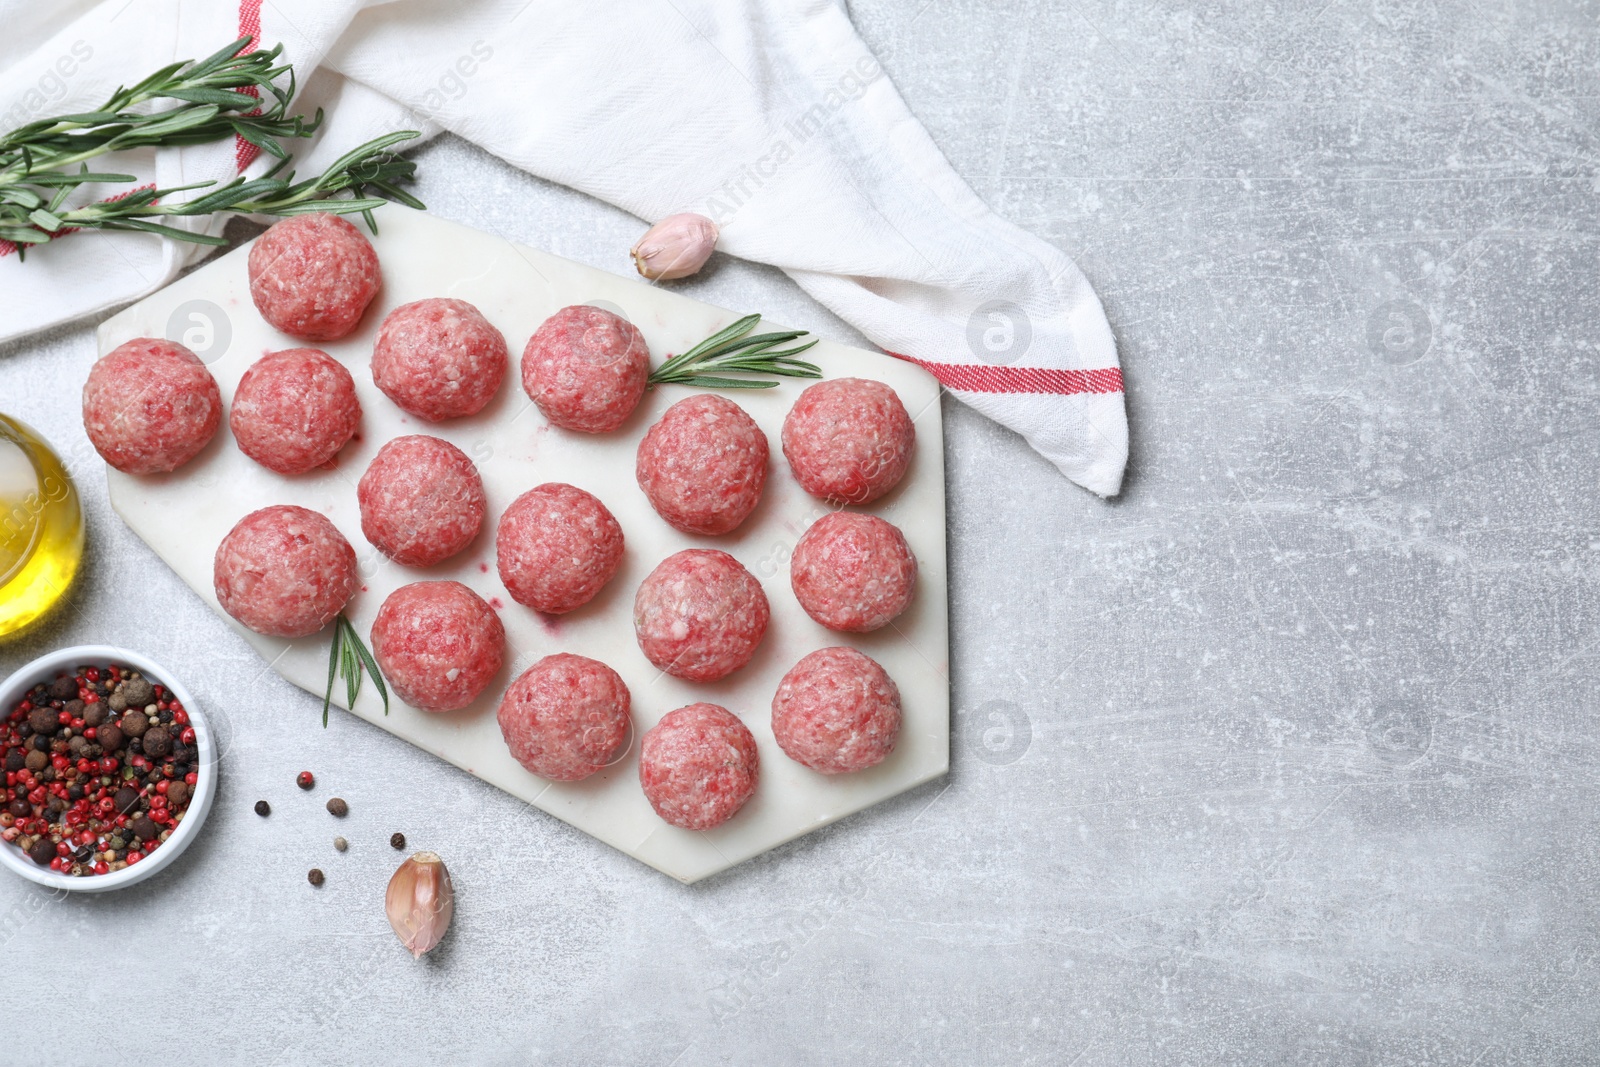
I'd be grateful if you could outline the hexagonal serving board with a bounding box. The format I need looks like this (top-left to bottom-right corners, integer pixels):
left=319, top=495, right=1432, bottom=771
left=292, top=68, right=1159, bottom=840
left=95, top=208, right=948, bottom=883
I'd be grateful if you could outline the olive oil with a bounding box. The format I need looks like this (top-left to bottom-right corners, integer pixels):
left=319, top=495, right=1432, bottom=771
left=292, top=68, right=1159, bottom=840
left=0, top=415, right=84, bottom=637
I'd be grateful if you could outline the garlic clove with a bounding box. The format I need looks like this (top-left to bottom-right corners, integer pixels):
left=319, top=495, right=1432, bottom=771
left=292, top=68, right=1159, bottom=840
left=386, top=850, right=454, bottom=959
left=630, top=213, right=719, bottom=281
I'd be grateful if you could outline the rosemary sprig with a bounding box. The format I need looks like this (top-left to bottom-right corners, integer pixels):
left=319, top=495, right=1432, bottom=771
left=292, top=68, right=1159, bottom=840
left=648, top=314, right=822, bottom=389
left=0, top=36, right=423, bottom=256
left=323, top=613, right=389, bottom=727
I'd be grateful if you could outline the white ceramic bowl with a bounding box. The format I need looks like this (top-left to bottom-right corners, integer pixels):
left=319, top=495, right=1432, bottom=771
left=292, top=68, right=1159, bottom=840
left=0, top=645, right=217, bottom=893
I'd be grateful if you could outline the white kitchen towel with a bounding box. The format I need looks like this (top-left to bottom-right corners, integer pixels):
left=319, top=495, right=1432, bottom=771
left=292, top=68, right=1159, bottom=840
left=0, top=0, right=1128, bottom=495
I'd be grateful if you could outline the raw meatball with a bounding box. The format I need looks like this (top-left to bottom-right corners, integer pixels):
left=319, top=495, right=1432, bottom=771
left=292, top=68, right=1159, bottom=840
left=371, top=298, right=507, bottom=421
left=248, top=213, right=381, bottom=341
left=82, top=338, right=221, bottom=475
left=357, top=436, right=486, bottom=567
left=639, top=703, right=759, bottom=831
left=521, top=305, right=650, bottom=433
left=790, top=512, right=917, bottom=632
left=370, top=581, right=505, bottom=712
left=213, top=505, right=357, bottom=638
left=229, top=348, right=360, bottom=474
left=496, top=483, right=623, bottom=614
left=636, top=394, right=767, bottom=535
left=633, top=549, right=768, bottom=682
left=782, top=377, right=915, bottom=504
left=497, top=653, right=631, bottom=781
left=771, top=647, right=902, bottom=774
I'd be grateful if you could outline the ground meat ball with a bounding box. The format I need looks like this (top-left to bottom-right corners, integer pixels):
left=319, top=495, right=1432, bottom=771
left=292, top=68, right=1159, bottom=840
left=357, top=436, right=486, bottom=566
left=633, top=549, right=769, bottom=682
left=771, top=647, right=902, bottom=774
left=213, top=505, right=358, bottom=638
left=496, top=483, right=623, bottom=614
left=229, top=348, right=360, bottom=474
left=248, top=214, right=381, bottom=341
left=639, top=703, right=759, bottom=831
left=370, top=581, right=505, bottom=712
left=782, top=377, right=915, bottom=504
left=521, top=305, right=650, bottom=433
left=82, top=338, right=221, bottom=475
left=790, top=512, right=917, bottom=632
left=636, top=394, right=768, bottom=535
left=497, top=654, right=631, bottom=781
left=371, top=298, right=507, bottom=421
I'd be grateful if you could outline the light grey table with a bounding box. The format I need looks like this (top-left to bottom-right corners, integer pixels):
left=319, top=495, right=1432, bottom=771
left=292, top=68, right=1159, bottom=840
left=2, top=2, right=1595, bottom=1063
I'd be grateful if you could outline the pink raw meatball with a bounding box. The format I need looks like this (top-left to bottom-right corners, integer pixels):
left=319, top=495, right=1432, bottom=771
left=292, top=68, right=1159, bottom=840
left=633, top=549, right=769, bottom=682
left=639, top=703, right=759, bottom=831
left=248, top=214, right=381, bottom=341
left=496, top=483, right=623, bottom=614
left=782, top=377, right=915, bottom=504
left=372, top=298, right=507, bottom=421
left=370, top=581, right=505, bottom=712
left=790, top=512, right=917, bottom=632
left=771, top=647, right=902, bottom=775
left=213, top=505, right=358, bottom=638
left=636, top=394, right=767, bottom=535
left=229, top=347, right=360, bottom=474
left=497, top=653, right=631, bottom=781
left=82, top=338, right=221, bottom=475
left=521, top=305, right=650, bottom=432
left=357, top=435, right=486, bottom=567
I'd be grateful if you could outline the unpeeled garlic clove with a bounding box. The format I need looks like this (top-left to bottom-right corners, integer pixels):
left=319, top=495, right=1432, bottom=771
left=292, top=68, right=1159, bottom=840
left=386, top=850, right=454, bottom=959
left=630, top=213, right=719, bottom=281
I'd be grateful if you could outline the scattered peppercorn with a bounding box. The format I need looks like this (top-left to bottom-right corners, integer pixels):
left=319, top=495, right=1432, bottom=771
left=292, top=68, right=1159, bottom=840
left=390, top=832, right=406, bottom=850
left=334, top=836, right=348, bottom=852
left=326, top=797, right=348, bottom=817
left=254, top=800, right=271, bottom=817
left=308, top=868, right=325, bottom=887
left=296, top=771, right=315, bottom=790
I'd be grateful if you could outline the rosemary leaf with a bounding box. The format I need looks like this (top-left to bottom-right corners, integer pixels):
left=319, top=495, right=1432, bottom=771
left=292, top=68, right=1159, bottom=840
left=321, top=613, right=390, bottom=727
left=0, top=35, right=423, bottom=258
left=648, top=314, right=822, bottom=389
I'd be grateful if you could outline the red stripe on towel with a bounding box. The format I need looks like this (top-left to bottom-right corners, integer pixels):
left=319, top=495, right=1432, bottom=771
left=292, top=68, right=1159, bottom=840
left=888, top=353, right=1124, bottom=395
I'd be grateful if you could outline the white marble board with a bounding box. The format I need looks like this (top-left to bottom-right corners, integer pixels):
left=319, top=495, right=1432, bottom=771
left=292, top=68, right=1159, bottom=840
left=94, top=208, right=949, bottom=883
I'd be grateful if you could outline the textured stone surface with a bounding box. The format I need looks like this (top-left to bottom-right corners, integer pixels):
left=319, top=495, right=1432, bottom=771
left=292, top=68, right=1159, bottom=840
left=2, top=0, right=1597, bottom=1062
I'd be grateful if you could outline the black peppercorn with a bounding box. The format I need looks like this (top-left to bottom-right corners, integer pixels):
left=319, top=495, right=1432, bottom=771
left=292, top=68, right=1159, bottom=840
left=48, top=676, right=76, bottom=701
left=67, top=784, right=83, bottom=801
left=131, top=815, right=157, bottom=842
left=141, top=727, right=171, bottom=759
left=113, top=786, right=141, bottom=814
left=390, top=832, right=406, bottom=850
left=119, top=678, right=154, bottom=708
left=254, top=800, right=270, bottom=817
left=7, top=799, right=29, bottom=818
left=3, top=750, right=23, bottom=773
left=308, top=868, right=325, bottom=887
left=32, top=735, right=50, bottom=753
